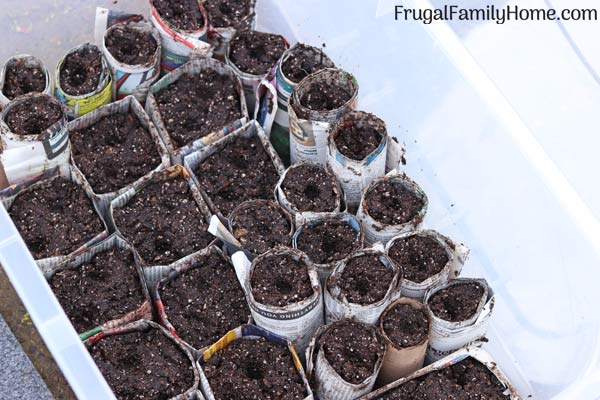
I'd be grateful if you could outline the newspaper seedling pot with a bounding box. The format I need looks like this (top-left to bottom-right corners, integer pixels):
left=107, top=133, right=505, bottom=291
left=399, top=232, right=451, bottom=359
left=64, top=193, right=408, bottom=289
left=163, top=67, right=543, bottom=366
left=206, top=0, right=257, bottom=59
left=0, top=54, right=52, bottom=107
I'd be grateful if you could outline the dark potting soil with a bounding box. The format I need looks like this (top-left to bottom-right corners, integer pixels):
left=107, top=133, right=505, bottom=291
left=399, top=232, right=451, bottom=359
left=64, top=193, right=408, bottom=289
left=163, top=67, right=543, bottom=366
left=194, top=135, right=280, bottom=216
left=70, top=112, right=161, bottom=194
left=59, top=46, right=104, bottom=96
left=203, top=337, right=307, bottom=400
left=9, top=178, right=104, bottom=260
left=334, top=253, right=394, bottom=305
left=296, top=219, right=361, bottom=265
left=105, top=24, right=158, bottom=65
left=229, top=30, right=287, bottom=76
left=382, top=303, right=429, bottom=348
left=333, top=120, right=384, bottom=161
left=375, top=358, right=509, bottom=400
left=231, top=202, right=292, bottom=255
left=49, top=247, right=145, bottom=333
left=428, top=283, right=485, bottom=322
left=281, top=163, right=339, bottom=213
left=251, top=253, right=313, bottom=307
left=205, top=0, right=253, bottom=30
left=388, top=234, right=449, bottom=283
left=281, top=44, right=333, bottom=84
left=299, top=80, right=352, bottom=111
left=319, top=320, right=384, bottom=384
left=365, top=180, right=425, bottom=225
left=113, top=178, right=213, bottom=265
left=153, top=0, right=205, bottom=30
left=154, top=71, right=242, bottom=149
left=90, top=329, right=194, bottom=400
left=159, top=251, right=250, bottom=349
left=4, top=95, right=62, bottom=136
left=2, top=59, right=46, bottom=100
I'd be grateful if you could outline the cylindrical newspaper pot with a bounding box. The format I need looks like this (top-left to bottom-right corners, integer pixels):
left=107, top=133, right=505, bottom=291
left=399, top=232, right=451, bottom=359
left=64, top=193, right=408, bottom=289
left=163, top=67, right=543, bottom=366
left=292, top=212, right=364, bottom=286
left=288, top=68, right=358, bottom=165
left=327, top=111, right=388, bottom=210
left=47, top=233, right=153, bottom=339
left=206, top=0, right=257, bottom=59
left=84, top=319, right=202, bottom=400
left=197, top=324, right=314, bottom=400
left=55, top=43, right=113, bottom=119
left=68, top=95, right=170, bottom=219
left=0, top=54, right=52, bottom=108
left=305, top=319, right=386, bottom=400
left=356, top=173, right=429, bottom=244
left=275, top=161, right=344, bottom=218
left=376, top=298, right=431, bottom=386
left=324, top=248, right=402, bottom=325
left=358, top=347, right=522, bottom=400
left=385, top=229, right=470, bottom=299
left=148, top=0, right=212, bottom=73
left=146, top=58, right=249, bottom=165
left=102, top=20, right=162, bottom=102
left=231, top=248, right=323, bottom=353
left=423, top=278, right=495, bottom=363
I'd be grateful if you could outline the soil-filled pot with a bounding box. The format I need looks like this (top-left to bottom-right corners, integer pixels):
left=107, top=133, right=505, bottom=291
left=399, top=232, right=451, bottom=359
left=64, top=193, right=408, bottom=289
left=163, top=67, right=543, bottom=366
left=206, top=0, right=257, bottom=58
left=102, top=20, right=162, bottom=102
left=228, top=199, right=294, bottom=257
left=377, top=298, right=432, bottom=385
left=68, top=95, right=170, bottom=216
left=424, top=278, right=495, bottom=362
left=47, top=234, right=152, bottom=337
left=385, top=229, right=470, bottom=299
left=357, top=173, right=428, bottom=244
left=149, top=0, right=212, bottom=73
left=146, top=58, right=248, bottom=164
left=231, top=247, right=323, bottom=352
left=306, top=319, right=386, bottom=400
left=184, top=120, right=285, bottom=218
left=293, top=212, right=363, bottom=285
left=0, top=54, right=52, bottom=107
left=109, top=165, right=214, bottom=266
left=327, top=111, right=388, bottom=210
left=85, top=319, right=201, bottom=400
left=225, top=30, right=289, bottom=115
left=359, top=347, right=520, bottom=400
left=197, top=324, right=313, bottom=400
left=275, top=161, right=343, bottom=217
left=288, top=68, right=358, bottom=165
left=55, top=43, right=112, bottom=119
left=325, top=249, right=402, bottom=325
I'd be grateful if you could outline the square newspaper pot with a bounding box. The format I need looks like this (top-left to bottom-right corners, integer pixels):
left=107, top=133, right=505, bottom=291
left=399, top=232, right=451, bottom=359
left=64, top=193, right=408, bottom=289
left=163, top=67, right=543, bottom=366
left=84, top=319, right=204, bottom=400
left=107, top=165, right=214, bottom=266
left=45, top=233, right=153, bottom=340
left=0, top=163, right=109, bottom=275
left=197, top=324, right=314, bottom=400
left=146, top=58, right=249, bottom=164
left=358, top=347, right=522, bottom=400
left=145, top=244, right=252, bottom=358
left=68, top=95, right=170, bottom=220
left=183, top=120, right=286, bottom=219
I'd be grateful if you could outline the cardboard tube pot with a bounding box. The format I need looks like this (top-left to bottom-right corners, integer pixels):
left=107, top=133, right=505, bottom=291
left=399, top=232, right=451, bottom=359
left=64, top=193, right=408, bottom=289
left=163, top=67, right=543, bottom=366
left=55, top=43, right=113, bottom=119
left=356, top=173, right=428, bottom=244
left=0, top=54, right=52, bottom=108
left=385, top=229, right=470, bottom=299
left=305, top=319, right=386, bottom=400
left=376, top=298, right=432, bottom=385
left=148, top=0, right=212, bottom=73
left=102, top=21, right=162, bottom=102
left=325, top=248, right=402, bottom=325
left=231, top=247, right=323, bottom=352
left=288, top=68, right=358, bottom=165
left=206, top=0, right=257, bottom=59
left=424, top=278, right=495, bottom=363
left=327, top=111, right=388, bottom=210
